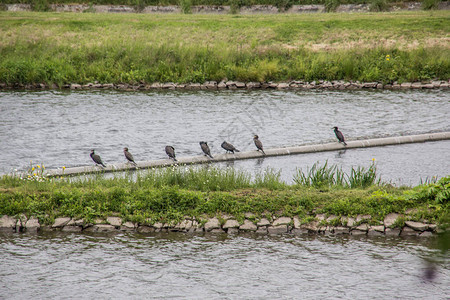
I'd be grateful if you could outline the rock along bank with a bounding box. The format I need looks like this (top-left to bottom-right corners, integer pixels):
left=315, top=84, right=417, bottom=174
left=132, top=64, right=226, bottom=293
left=0, top=213, right=442, bottom=237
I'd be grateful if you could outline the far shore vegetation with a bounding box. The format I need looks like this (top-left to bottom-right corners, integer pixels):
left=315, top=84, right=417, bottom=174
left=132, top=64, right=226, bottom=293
left=0, top=0, right=445, bottom=12
left=1, top=163, right=448, bottom=229
left=0, top=11, right=449, bottom=86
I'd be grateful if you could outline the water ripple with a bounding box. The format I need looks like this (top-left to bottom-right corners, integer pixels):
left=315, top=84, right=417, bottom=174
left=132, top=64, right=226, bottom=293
left=1, top=233, right=449, bottom=299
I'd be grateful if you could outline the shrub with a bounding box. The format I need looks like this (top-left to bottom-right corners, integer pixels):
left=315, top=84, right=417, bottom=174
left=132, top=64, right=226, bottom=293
left=369, top=0, right=389, bottom=12
left=179, top=0, right=192, bottom=14
left=133, top=0, right=147, bottom=12
left=422, top=0, right=440, bottom=10
left=31, top=0, right=51, bottom=11
left=276, top=0, right=294, bottom=12
left=82, top=3, right=96, bottom=13
left=324, top=0, right=340, bottom=12
left=229, top=0, right=240, bottom=14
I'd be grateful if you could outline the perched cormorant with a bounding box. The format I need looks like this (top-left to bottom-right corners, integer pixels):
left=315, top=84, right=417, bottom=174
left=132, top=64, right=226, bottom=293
left=221, top=141, right=240, bottom=154
left=333, top=127, right=347, bottom=146
left=123, top=147, right=137, bottom=166
left=200, top=141, right=213, bottom=158
left=90, top=149, right=106, bottom=167
left=253, top=135, right=265, bottom=155
left=165, top=146, right=177, bottom=161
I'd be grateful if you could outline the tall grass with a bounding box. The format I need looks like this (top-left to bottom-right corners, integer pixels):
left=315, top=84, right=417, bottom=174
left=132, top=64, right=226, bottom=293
left=253, top=168, right=286, bottom=190
left=136, top=166, right=253, bottom=191
left=63, top=166, right=285, bottom=191
left=348, top=164, right=379, bottom=188
left=294, top=161, right=379, bottom=188
left=1, top=43, right=448, bottom=85
left=294, top=161, right=345, bottom=187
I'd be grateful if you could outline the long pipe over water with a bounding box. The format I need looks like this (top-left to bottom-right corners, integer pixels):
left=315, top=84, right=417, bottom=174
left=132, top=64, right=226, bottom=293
left=41, top=132, right=450, bottom=177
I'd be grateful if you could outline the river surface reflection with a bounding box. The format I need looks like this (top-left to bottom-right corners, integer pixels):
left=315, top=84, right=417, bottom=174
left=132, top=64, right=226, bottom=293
left=0, top=233, right=448, bottom=299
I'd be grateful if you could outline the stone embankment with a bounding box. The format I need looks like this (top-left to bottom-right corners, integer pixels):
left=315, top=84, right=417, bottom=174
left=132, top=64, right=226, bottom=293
left=1, top=80, right=449, bottom=91
left=3, top=2, right=450, bottom=13
left=0, top=213, right=442, bottom=237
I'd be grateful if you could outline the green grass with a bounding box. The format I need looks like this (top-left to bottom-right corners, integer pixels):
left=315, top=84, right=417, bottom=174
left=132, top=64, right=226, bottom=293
left=0, top=11, right=449, bottom=85
left=0, top=165, right=448, bottom=228
left=136, top=166, right=254, bottom=191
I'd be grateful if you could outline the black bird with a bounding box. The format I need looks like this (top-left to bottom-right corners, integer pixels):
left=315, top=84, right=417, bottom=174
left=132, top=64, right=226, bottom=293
left=200, top=141, right=213, bottom=158
left=253, top=135, right=265, bottom=155
left=90, top=149, right=106, bottom=167
left=221, top=141, right=240, bottom=154
left=333, top=126, right=347, bottom=146
left=165, top=145, right=177, bottom=161
left=123, top=147, right=137, bottom=166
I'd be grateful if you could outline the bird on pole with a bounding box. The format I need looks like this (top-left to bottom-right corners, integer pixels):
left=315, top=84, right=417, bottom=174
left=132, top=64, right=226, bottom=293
left=333, top=127, right=347, bottom=146
left=90, top=149, right=106, bottom=167
left=221, top=141, right=240, bottom=154
left=165, top=146, right=177, bottom=161
left=253, top=135, right=265, bottom=155
left=200, top=141, right=213, bottom=159
left=123, top=147, right=137, bottom=166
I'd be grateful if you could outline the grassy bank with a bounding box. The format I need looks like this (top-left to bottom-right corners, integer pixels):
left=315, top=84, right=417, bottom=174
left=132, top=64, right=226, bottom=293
left=1, top=164, right=448, bottom=228
left=0, top=11, right=449, bottom=85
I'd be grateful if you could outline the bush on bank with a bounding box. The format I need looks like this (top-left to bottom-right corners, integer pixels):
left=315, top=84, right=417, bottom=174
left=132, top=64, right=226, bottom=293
left=0, top=166, right=448, bottom=228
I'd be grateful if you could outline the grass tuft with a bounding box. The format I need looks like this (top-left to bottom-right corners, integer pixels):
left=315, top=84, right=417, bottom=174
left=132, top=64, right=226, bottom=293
left=293, top=161, right=379, bottom=189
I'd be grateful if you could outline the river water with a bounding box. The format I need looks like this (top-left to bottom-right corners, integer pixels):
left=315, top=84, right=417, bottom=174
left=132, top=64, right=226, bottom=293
left=0, top=232, right=448, bottom=299
left=1, top=89, right=449, bottom=185
left=1, top=90, right=449, bottom=299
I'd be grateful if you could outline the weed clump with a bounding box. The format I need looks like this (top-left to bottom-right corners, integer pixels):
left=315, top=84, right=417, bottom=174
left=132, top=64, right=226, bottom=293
left=324, top=0, right=341, bottom=12
left=293, top=161, right=379, bottom=189
left=179, top=0, right=192, bottom=14
left=422, top=0, right=441, bottom=10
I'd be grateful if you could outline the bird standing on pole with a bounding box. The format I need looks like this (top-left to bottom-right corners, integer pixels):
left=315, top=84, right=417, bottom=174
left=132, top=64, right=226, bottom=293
left=90, top=149, right=106, bottom=167
left=123, top=147, right=137, bottom=166
left=221, top=141, right=240, bottom=154
left=165, top=146, right=177, bottom=161
left=200, top=141, right=213, bottom=158
left=253, top=135, right=265, bottom=155
left=333, top=127, right=347, bottom=146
